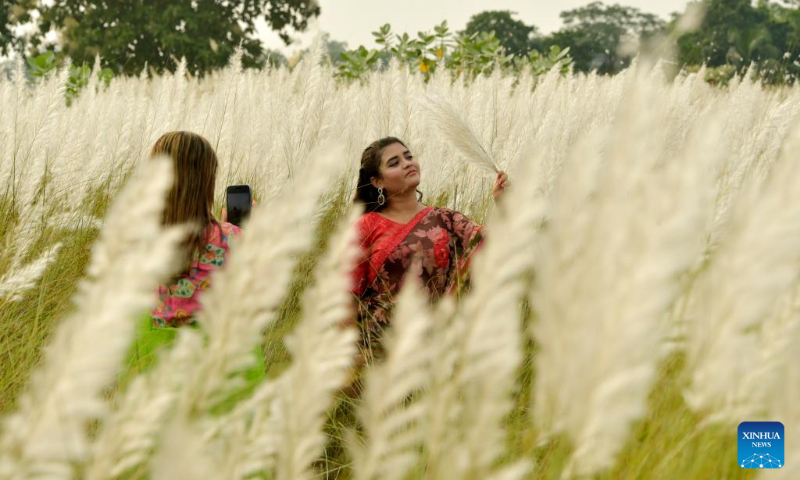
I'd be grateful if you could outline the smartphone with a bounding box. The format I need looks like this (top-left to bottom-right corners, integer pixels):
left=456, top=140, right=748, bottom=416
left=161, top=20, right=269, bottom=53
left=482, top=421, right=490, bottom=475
left=226, top=185, right=252, bottom=227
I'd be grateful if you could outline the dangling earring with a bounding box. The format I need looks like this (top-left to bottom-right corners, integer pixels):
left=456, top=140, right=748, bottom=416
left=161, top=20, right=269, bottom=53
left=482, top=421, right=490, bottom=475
left=377, top=187, right=386, bottom=206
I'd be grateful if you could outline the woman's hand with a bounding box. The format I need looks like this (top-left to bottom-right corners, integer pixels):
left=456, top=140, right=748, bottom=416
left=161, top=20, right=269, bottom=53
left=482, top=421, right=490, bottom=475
left=492, top=171, right=509, bottom=202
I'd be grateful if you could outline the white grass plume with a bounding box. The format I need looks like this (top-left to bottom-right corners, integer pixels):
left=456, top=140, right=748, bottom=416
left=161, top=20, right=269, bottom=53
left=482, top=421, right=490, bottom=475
left=685, top=127, right=800, bottom=423
left=150, top=416, right=223, bottom=480
left=181, top=144, right=347, bottom=414
left=351, top=273, right=434, bottom=480
left=532, top=73, right=713, bottom=477
left=174, top=207, right=361, bottom=480
left=0, top=243, right=61, bottom=302
left=5, top=200, right=48, bottom=268
left=273, top=207, right=360, bottom=480
left=207, top=380, right=282, bottom=479
left=432, top=139, right=544, bottom=480
left=0, top=158, right=183, bottom=479
left=402, top=295, right=458, bottom=480
left=420, top=92, right=499, bottom=174
left=760, top=286, right=800, bottom=480
left=85, top=330, right=204, bottom=480
left=296, top=33, right=332, bottom=154
left=146, top=145, right=347, bottom=480
left=15, top=66, right=68, bottom=210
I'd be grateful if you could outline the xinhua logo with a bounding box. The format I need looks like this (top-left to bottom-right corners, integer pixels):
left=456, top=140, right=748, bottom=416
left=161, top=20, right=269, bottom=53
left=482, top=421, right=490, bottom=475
left=738, top=422, right=784, bottom=469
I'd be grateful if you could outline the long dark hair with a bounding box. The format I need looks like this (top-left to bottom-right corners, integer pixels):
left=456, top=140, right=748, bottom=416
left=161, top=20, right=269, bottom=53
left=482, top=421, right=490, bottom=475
left=150, top=131, right=219, bottom=270
left=354, top=137, right=422, bottom=213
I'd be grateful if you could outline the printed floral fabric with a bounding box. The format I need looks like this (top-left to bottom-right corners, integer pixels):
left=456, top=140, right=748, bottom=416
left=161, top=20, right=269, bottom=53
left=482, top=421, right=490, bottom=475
left=351, top=206, right=483, bottom=360
left=151, top=221, right=241, bottom=327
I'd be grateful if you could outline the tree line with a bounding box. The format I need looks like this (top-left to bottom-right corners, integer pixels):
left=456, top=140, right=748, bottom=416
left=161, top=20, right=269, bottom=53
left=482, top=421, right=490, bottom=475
left=462, top=1, right=800, bottom=83
left=3, top=0, right=800, bottom=83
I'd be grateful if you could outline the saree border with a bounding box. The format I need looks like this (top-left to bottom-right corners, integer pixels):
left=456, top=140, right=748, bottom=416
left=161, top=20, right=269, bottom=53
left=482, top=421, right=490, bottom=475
left=366, top=206, right=434, bottom=287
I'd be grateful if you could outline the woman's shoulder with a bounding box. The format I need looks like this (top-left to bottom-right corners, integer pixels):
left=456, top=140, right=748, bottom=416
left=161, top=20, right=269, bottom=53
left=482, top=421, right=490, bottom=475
left=193, top=221, right=239, bottom=270
left=218, top=221, right=242, bottom=237
left=431, top=206, right=468, bottom=221
left=357, top=211, right=382, bottom=228
left=432, top=206, right=453, bottom=215
left=205, top=221, right=241, bottom=246
left=356, top=212, right=381, bottom=238
left=430, top=207, right=482, bottom=231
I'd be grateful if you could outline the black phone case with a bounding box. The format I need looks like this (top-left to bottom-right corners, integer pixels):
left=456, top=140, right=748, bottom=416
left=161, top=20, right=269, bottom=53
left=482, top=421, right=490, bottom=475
left=226, top=185, right=252, bottom=226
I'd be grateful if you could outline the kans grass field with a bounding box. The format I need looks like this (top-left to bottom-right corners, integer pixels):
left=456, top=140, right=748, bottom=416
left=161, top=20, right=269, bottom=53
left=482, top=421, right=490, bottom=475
left=0, top=39, right=798, bottom=479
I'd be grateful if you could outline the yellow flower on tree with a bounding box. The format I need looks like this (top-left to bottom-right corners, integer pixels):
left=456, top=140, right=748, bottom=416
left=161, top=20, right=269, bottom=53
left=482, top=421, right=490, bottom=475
left=419, top=61, right=429, bottom=73
left=436, top=47, right=444, bottom=59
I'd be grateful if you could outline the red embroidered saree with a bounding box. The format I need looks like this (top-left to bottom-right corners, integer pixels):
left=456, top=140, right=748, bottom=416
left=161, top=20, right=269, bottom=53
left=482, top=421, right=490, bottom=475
left=351, top=206, right=483, bottom=359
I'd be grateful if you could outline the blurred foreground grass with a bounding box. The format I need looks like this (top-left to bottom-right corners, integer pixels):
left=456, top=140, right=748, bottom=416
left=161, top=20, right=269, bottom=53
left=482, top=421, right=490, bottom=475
left=0, top=181, right=754, bottom=480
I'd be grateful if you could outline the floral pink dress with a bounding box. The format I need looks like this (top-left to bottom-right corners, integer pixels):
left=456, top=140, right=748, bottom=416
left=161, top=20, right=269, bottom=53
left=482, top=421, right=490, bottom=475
left=151, top=221, right=241, bottom=327
left=351, top=206, right=483, bottom=359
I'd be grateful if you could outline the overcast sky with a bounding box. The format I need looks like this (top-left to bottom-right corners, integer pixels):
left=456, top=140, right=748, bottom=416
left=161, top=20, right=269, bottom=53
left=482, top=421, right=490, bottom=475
left=258, top=0, right=693, bottom=55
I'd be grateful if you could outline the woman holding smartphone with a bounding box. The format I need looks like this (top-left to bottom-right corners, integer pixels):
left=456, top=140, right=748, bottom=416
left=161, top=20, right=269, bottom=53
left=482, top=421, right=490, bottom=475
left=126, top=131, right=259, bottom=385
left=148, top=131, right=242, bottom=326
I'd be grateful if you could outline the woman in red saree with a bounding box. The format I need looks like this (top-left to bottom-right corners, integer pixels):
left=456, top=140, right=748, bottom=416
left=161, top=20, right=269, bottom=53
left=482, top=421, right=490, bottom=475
left=351, top=137, right=508, bottom=361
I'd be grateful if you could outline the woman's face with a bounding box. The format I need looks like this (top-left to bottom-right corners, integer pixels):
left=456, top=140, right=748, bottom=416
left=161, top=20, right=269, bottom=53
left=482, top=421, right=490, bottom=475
left=371, top=142, right=421, bottom=197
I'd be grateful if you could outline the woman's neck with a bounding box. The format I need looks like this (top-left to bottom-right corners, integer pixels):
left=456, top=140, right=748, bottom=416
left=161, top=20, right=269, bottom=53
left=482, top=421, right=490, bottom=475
left=382, top=190, right=423, bottom=218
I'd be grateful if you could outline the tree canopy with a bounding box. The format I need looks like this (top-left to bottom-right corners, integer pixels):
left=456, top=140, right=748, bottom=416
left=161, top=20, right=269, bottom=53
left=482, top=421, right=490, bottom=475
left=461, top=10, right=537, bottom=57
left=4, top=0, right=320, bottom=75
left=675, top=0, right=800, bottom=79
left=547, top=2, right=665, bottom=74
left=0, top=2, right=12, bottom=56
left=1, top=0, right=37, bottom=57
left=457, top=1, right=800, bottom=83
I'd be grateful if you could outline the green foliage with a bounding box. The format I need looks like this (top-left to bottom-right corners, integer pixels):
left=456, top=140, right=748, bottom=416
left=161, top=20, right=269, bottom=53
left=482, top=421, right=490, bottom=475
left=706, top=64, right=738, bottom=85
left=546, top=1, right=666, bottom=75
left=676, top=0, right=766, bottom=66
left=259, top=49, right=289, bottom=69
left=66, top=64, right=114, bottom=102
left=524, top=45, right=575, bottom=76
left=674, top=0, right=800, bottom=85
left=26, top=51, right=114, bottom=104
left=25, top=51, right=58, bottom=79
left=335, top=21, right=573, bottom=82
left=0, top=2, right=15, bottom=56
left=14, top=0, right=320, bottom=76
left=11, top=0, right=800, bottom=85
left=323, top=34, right=350, bottom=66
left=461, top=10, right=538, bottom=58
left=448, top=30, right=512, bottom=77
left=337, top=46, right=381, bottom=80
left=0, top=0, right=38, bottom=56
